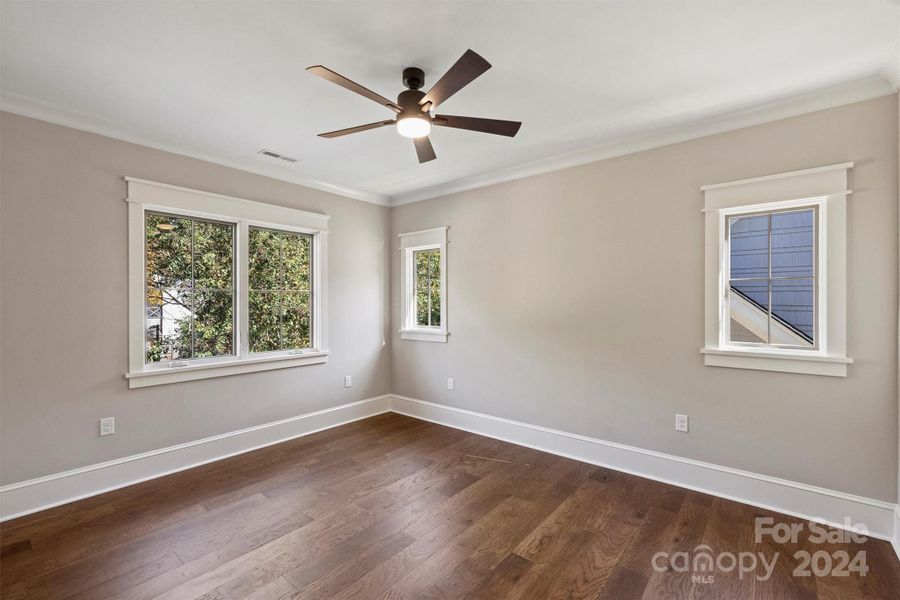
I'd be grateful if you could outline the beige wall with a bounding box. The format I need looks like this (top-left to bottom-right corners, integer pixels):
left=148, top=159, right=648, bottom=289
left=0, top=113, right=392, bottom=484
left=391, top=94, right=899, bottom=502
left=2, top=95, right=898, bottom=504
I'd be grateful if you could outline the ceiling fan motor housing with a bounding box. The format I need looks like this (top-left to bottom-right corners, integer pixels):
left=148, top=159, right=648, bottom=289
left=402, top=67, right=425, bottom=90
left=397, top=89, right=427, bottom=117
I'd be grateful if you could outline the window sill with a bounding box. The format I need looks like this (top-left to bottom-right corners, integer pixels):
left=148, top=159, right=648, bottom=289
left=125, top=351, right=329, bottom=388
left=399, top=329, right=449, bottom=343
left=700, top=347, right=851, bottom=377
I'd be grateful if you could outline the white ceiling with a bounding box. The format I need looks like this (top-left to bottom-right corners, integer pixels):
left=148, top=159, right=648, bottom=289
left=2, top=1, right=898, bottom=205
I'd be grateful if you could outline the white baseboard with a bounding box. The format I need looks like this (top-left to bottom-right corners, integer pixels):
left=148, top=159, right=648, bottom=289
left=2, top=391, right=898, bottom=563
left=389, top=395, right=898, bottom=543
left=0, top=395, right=391, bottom=522
left=893, top=506, right=900, bottom=560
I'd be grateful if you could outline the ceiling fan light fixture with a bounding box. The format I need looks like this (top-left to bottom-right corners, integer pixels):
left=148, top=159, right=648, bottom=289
left=308, top=50, right=521, bottom=162
left=396, top=115, right=431, bottom=139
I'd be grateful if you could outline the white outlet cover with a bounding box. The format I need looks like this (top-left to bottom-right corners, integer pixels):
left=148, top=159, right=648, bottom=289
left=675, top=414, right=689, bottom=432
left=447, top=377, right=454, bottom=390
left=100, top=417, right=115, bottom=436
left=344, top=375, right=352, bottom=388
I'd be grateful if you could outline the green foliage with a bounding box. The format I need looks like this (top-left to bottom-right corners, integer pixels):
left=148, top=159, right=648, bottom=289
left=248, top=227, right=312, bottom=352
left=414, top=249, right=440, bottom=327
left=145, top=213, right=234, bottom=362
left=144, top=216, right=313, bottom=363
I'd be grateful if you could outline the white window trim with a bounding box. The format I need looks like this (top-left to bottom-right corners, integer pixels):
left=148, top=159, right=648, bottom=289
left=125, top=178, right=329, bottom=388
left=399, top=227, right=448, bottom=343
left=701, top=163, right=853, bottom=377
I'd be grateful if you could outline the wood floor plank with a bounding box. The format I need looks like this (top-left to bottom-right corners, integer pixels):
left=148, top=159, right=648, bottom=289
left=1, top=413, right=897, bottom=600
left=463, top=552, right=533, bottom=600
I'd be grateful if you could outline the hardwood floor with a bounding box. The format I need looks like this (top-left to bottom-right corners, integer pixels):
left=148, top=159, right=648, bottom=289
left=1, top=412, right=898, bottom=599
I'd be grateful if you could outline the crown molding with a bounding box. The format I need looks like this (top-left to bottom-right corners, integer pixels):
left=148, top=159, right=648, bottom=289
left=0, top=91, right=390, bottom=206
left=3, top=74, right=896, bottom=209
left=389, top=74, right=897, bottom=206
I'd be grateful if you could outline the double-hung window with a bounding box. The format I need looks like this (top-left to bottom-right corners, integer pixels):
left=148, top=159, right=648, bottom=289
left=127, top=178, right=329, bottom=388
left=399, top=227, right=448, bottom=342
left=702, top=163, right=852, bottom=376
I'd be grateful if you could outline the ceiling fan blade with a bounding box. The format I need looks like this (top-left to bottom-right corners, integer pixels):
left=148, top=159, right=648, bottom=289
left=420, top=49, right=491, bottom=110
left=413, top=136, right=437, bottom=163
left=317, top=120, right=395, bottom=138
left=306, top=65, right=401, bottom=113
left=433, top=114, right=522, bottom=137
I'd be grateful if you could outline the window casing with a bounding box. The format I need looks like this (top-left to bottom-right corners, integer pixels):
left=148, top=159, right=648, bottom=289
left=702, top=163, right=852, bottom=377
left=127, top=178, right=329, bottom=388
left=399, top=227, right=448, bottom=342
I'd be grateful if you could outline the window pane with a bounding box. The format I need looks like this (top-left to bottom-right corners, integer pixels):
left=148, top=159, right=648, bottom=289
left=193, top=290, right=234, bottom=357
left=145, top=212, right=236, bottom=364
left=249, top=228, right=315, bottom=352
left=429, top=250, right=441, bottom=327
left=729, top=280, right=769, bottom=343
left=146, top=213, right=192, bottom=288
left=194, top=220, right=234, bottom=289
left=249, top=228, right=281, bottom=290
left=772, top=278, right=814, bottom=346
left=729, top=214, right=769, bottom=280
left=282, top=291, right=311, bottom=349
left=283, top=232, right=311, bottom=290
left=249, top=291, right=280, bottom=353
left=771, top=209, right=814, bottom=278
left=146, top=287, right=192, bottom=362
left=415, top=250, right=433, bottom=327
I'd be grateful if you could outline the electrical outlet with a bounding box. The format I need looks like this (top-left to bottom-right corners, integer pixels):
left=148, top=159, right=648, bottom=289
left=100, top=417, right=115, bottom=437
left=344, top=375, right=352, bottom=388
left=675, top=414, right=689, bottom=433
left=447, top=377, right=454, bottom=390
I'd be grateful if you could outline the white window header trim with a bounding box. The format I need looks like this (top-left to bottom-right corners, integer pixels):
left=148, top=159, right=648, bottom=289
left=398, top=226, right=448, bottom=249
left=699, top=162, right=854, bottom=192
left=125, top=177, right=330, bottom=231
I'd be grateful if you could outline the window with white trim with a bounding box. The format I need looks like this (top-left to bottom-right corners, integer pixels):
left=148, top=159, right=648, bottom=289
left=702, top=163, right=853, bottom=377
left=127, top=178, right=329, bottom=388
left=399, top=227, right=448, bottom=342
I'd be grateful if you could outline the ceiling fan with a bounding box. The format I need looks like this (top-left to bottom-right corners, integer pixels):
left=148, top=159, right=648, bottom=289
left=306, top=49, right=521, bottom=163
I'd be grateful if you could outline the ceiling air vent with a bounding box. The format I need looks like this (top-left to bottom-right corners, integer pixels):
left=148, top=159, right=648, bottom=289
left=257, top=149, right=298, bottom=163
